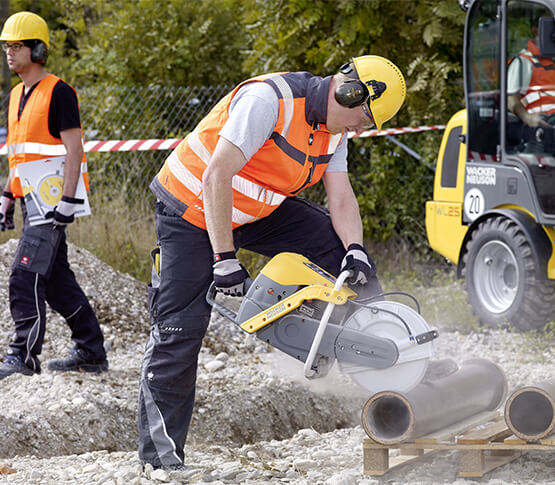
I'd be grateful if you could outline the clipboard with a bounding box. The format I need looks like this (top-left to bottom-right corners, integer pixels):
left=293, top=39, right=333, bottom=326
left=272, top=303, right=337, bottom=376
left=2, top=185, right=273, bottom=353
left=16, top=156, right=91, bottom=226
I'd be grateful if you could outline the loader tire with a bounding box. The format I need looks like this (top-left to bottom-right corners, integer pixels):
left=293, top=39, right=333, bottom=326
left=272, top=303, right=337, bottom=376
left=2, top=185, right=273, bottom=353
left=462, top=216, right=554, bottom=331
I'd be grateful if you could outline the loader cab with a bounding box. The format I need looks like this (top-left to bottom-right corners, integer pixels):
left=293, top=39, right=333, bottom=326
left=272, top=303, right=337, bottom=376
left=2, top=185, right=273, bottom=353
left=426, top=0, right=555, bottom=331
left=465, top=0, right=555, bottom=222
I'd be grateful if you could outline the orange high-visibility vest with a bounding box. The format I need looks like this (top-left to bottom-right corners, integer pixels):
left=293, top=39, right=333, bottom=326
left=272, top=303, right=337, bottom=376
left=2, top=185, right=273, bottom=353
left=518, top=40, right=555, bottom=115
left=153, top=72, right=344, bottom=229
left=7, top=74, right=88, bottom=198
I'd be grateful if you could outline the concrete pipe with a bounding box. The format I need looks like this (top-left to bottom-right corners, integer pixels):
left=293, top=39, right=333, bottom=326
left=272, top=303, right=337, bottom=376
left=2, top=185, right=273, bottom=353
left=361, top=358, right=507, bottom=444
left=504, top=377, right=555, bottom=441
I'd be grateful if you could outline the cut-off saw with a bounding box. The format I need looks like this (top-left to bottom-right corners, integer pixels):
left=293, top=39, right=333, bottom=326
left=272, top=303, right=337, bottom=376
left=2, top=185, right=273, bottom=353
left=207, top=252, right=438, bottom=393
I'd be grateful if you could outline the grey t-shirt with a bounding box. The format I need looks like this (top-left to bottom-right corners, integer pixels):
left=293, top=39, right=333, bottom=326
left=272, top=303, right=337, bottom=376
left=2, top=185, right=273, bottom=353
left=507, top=55, right=533, bottom=95
left=219, top=82, right=348, bottom=172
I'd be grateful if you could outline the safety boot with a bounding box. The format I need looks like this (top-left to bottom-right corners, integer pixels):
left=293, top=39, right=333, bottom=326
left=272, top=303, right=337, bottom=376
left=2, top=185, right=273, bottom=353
left=0, top=354, right=37, bottom=380
left=47, top=348, right=108, bottom=373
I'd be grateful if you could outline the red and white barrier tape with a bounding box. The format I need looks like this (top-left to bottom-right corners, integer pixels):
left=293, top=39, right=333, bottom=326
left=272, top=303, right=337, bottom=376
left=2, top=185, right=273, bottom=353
left=347, top=124, right=445, bottom=138
left=83, top=138, right=182, bottom=153
left=0, top=125, right=445, bottom=155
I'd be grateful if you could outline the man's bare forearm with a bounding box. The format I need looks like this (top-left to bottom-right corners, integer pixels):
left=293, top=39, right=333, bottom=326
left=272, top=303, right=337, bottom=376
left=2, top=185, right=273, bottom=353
left=203, top=167, right=235, bottom=253
left=60, top=128, right=84, bottom=198
left=324, top=172, right=363, bottom=249
left=202, top=137, right=248, bottom=254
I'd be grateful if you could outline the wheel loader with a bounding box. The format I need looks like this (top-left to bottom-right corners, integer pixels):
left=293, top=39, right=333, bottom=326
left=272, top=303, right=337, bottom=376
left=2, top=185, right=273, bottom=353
left=426, top=0, right=555, bottom=330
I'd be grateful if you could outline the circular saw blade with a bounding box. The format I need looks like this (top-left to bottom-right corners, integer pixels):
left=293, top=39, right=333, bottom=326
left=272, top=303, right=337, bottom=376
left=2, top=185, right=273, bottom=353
left=337, top=300, right=435, bottom=394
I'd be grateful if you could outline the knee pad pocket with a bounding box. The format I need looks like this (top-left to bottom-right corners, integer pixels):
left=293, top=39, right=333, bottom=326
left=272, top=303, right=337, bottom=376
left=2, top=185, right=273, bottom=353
left=156, top=310, right=210, bottom=340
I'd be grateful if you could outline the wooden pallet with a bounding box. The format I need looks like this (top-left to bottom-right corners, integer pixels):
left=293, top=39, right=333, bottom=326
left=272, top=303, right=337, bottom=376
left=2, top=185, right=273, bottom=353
left=363, top=411, right=555, bottom=477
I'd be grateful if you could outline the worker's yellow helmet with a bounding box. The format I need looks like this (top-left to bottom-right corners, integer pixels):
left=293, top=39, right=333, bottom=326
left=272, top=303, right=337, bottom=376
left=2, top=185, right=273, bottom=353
left=336, top=55, right=406, bottom=130
left=353, top=55, right=406, bottom=130
left=0, top=11, right=49, bottom=48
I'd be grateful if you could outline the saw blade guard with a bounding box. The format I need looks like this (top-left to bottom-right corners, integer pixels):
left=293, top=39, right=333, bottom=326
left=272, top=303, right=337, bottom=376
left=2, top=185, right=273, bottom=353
left=337, top=300, right=436, bottom=394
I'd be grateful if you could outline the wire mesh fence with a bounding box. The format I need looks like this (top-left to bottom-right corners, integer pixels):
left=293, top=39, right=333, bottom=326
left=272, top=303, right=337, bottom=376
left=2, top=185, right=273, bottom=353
left=78, top=84, right=235, bottom=207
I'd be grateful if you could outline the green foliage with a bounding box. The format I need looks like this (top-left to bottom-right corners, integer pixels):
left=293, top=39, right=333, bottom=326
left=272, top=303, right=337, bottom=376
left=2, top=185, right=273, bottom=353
left=528, top=320, right=555, bottom=353
left=239, top=0, right=466, bottom=248
left=348, top=133, right=437, bottom=248
left=244, top=0, right=466, bottom=125
left=406, top=54, right=462, bottom=126
left=54, top=0, right=253, bottom=87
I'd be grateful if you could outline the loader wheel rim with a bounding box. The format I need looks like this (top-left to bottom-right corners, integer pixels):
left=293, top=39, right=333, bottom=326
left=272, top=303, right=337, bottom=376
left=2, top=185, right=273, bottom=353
left=473, top=240, right=519, bottom=314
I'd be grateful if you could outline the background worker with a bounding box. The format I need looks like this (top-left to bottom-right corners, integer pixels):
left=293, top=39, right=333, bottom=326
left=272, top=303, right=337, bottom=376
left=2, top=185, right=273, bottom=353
left=0, top=12, right=108, bottom=379
left=507, top=20, right=554, bottom=129
left=138, top=55, right=406, bottom=470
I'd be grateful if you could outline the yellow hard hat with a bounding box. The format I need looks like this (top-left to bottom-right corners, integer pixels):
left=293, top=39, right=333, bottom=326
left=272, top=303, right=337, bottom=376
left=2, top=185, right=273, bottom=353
left=0, top=11, right=49, bottom=48
left=352, top=55, right=406, bottom=130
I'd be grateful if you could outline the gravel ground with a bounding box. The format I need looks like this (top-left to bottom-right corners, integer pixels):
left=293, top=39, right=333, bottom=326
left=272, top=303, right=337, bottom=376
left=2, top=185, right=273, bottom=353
left=0, top=238, right=553, bottom=485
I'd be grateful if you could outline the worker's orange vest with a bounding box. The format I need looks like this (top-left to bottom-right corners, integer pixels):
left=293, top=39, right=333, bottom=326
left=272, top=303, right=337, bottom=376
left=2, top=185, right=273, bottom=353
left=518, top=40, right=555, bottom=115
left=154, top=72, right=343, bottom=229
left=7, top=74, right=88, bottom=198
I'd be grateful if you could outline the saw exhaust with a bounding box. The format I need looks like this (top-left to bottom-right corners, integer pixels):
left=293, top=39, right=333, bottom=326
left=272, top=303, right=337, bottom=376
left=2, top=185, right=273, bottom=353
left=504, top=377, right=555, bottom=441
left=361, top=358, right=507, bottom=444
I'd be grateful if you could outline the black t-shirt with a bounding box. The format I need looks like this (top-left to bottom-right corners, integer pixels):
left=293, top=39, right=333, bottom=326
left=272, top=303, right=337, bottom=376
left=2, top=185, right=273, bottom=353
left=17, top=79, right=81, bottom=139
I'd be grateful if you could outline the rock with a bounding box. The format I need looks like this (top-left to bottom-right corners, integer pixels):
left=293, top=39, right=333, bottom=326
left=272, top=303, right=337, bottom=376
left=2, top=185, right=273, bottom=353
left=0, top=464, right=16, bottom=474
left=143, top=463, right=153, bottom=479
left=150, top=468, right=169, bottom=481
left=204, top=360, right=225, bottom=372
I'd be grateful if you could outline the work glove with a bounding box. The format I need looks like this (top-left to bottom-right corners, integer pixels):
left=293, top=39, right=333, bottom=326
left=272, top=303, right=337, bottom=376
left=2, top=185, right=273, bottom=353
left=0, top=192, right=15, bottom=231
left=213, top=251, right=250, bottom=297
left=44, top=195, right=84, bottom=226
left=340, top=243, right=376, bottom=285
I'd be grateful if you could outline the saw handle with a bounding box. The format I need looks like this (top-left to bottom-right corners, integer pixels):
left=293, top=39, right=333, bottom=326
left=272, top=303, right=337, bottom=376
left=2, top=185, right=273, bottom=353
left=205, top=278, right=254, bottom=324
left=303, top=269, right=351, bottom=379
left=206, top=282, right=239, bottom=324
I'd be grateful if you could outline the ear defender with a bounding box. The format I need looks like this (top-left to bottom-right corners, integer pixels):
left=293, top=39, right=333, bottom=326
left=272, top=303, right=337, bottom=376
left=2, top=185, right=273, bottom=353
left=335, top=61, right=369, bottom=108
left=335, top=79, right=369, bottom=108
left=30, top=41, right=47, bottom=64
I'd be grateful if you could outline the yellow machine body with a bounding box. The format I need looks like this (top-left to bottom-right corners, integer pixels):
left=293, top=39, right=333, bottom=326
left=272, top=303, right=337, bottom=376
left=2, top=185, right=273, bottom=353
left=425, top=109, right=469, bottom=265
left=239, top=252, right=356, bottom=334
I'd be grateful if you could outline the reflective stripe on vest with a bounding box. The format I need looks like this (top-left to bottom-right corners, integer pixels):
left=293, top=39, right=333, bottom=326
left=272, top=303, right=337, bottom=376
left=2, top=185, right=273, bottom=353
left=187, top=130, right=287, bottom=207
left=155, top=72, right=341, bottom=229
left=270, top=74, right=294, bottom=138
left=7, top=74, right=88, bottom=197
left=519, top=40, right=555, bottom=115
left=8, top=141, right=69, bottom=156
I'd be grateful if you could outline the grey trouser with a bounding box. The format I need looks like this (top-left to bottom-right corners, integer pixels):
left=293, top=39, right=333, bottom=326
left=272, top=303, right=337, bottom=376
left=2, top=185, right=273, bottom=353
left=138, top=197, right=382, bottom=467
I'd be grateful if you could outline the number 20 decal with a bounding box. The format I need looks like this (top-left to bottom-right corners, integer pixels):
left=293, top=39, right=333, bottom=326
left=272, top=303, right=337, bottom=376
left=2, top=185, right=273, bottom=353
left=464, top=188, right=485, bottom=221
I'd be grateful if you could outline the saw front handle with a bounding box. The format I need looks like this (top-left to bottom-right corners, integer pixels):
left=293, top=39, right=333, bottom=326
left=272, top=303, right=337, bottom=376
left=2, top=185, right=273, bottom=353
left=304, top=269, right=351, bottom=379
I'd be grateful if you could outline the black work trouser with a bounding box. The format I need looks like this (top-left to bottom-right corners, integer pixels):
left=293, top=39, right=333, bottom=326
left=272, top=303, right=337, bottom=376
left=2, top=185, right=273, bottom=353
left=6, top=201, right=106, bottom=372
left=138, top=197, right=382, bottom=467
